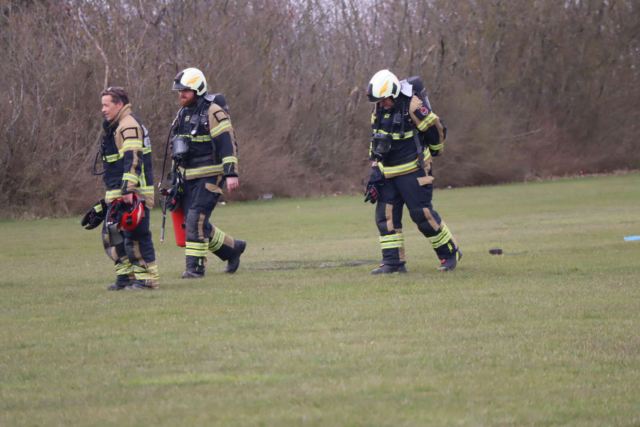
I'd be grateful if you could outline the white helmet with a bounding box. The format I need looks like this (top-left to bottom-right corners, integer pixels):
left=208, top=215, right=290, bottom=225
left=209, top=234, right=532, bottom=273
left=366, top=70, right=401, bottom=103
left=172, top=68, right=207, bottom=96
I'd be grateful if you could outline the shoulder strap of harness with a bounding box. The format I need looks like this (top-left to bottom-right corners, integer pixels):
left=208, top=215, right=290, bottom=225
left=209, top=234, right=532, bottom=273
left=399, top=95, right=425, bottom=169
left=188, top=96, right=213, bottom=136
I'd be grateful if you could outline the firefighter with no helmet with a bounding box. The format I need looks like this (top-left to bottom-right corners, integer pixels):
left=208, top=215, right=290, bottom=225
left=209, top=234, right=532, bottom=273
left=169, top=68, right=246, bottom=278
left=364, top=70, right=462, bottom=273
left=81, top=87, right=159, bottom=290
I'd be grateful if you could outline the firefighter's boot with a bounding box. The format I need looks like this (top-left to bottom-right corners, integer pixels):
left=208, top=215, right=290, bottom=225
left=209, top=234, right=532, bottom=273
left=181, top=269, right=205, bottom=279
left=224, top=240, right=246, bottom=274
left=107, top=282, right=130, bottom=291
left=107, top=275, right=132, bottom=291
left=124, top=280, right=155, bottom=290
left=438, top=248, right=463, bottom=272
left=371, top=264, right=408, bottom=275
left=183, top=254, right=206, bottom=279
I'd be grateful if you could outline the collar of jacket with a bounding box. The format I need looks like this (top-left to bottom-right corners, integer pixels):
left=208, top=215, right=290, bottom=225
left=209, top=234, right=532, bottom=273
left=182, top=96, right=206, bottom=115
left=107, top=104, right=133, bottom=130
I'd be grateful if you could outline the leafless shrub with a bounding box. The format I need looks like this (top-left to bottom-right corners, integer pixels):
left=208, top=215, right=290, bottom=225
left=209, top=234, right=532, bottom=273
left=0, top=0, right=638, bottom=217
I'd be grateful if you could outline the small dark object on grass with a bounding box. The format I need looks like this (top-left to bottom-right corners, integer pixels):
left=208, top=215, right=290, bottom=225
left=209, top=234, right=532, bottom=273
left=489, top=249, right=503, bottom=255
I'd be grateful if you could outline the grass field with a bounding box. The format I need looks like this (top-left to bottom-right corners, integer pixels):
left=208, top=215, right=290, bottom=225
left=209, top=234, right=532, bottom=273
left=1, top=173, right=639, bottom=426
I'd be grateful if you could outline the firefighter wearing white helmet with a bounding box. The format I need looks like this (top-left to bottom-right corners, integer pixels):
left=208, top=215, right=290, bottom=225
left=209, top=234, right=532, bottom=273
left=366, top=69, right=401, bottom=102
left=364, top=70, right=462, bottom=274
left=172, top=68, right=207, bottom=96
left=167, top=67, right=246, bottom=279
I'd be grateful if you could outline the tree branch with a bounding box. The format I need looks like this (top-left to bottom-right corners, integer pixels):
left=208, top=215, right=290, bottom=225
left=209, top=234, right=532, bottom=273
left=78, top=10, right=109, bottom=90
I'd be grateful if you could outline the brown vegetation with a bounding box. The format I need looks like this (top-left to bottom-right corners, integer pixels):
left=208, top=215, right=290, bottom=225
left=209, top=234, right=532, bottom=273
left=1, top=0, right=638, bottom=217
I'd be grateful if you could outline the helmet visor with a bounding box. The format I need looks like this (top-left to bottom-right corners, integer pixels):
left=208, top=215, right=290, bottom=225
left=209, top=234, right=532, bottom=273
left=172, top=80, right=191, bottom=91
left=366, top=83, right=384, bottom=103
left=172, top=71, right=190, bottom=91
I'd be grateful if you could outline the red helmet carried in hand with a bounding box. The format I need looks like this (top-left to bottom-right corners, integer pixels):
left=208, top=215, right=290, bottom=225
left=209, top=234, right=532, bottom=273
left=107, top=194, right=145, bottom=231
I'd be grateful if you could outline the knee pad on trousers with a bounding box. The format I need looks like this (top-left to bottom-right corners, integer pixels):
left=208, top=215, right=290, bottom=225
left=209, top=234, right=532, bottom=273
left=409, top=209, right=439, bottom=236
left=185, top=211, right=204, bottom=242
left=375, top=203, right=395, bottom=234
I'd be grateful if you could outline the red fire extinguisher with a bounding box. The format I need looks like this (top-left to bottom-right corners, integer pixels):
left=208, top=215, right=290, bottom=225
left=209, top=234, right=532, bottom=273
left=171, top=203, right=186, bottom=247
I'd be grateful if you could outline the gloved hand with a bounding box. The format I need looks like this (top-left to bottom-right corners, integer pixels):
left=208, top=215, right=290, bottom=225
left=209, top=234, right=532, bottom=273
left=364, top=166, right=384, bottom=204
left=364, top=181, right=379, bottom=204
left=81, top=199, right=108, bottom=230
left=164, top=185, right=183, bottom=212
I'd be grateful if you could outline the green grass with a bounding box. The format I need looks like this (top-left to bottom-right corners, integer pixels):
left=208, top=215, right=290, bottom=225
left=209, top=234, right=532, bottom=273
left=1, top=173, right=639, bottom=426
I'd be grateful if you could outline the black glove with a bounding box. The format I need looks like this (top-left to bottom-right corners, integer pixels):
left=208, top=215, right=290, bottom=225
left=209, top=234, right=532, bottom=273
left=364, top=166, right=384, bottom=204
left=165, top=185, right=183, bottom=212
left=81, top=199, right=107, bottom=230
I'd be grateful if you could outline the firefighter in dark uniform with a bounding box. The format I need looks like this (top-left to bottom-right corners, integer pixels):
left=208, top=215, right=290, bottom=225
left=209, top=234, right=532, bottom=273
left=170, top=68, right=246, bottom=278
left=364, top=70, right=462, bottom=273
left=81, top=87, right=159, bottom=290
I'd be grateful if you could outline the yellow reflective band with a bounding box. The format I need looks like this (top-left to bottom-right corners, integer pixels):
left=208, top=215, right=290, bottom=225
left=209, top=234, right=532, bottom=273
left=371, top=113, right=376, bottom=124
left=184, top=164, right=223, bottom=179
left=143, top=146, right=152, bottom=154
left=379, top=234, right=404, bottom=242
left=116, top=260, right=134, bottom=274
left=116, top=266, right=135, bottom=275
left=210, top=121, right=232, bottom=138
left=186, top=241, right=207, bottom=257
left=428, top=227, right=449, bottom=243
left=380, top=233, right=405, bottom=249
left=136, top=186, right=154, bottom=195
left=381, top=242, right=405, bottom=249
left=123, top=139, right=143, bottom=149
left=186, top=250, right=207, bottom=257
left=379, top=161, right=418, bottom=175
left=429, top=143, right=444, bottom=151
left=93, top=203, right=103, bottom=213
left=378, top=148, right=431, bottom=176
left=105, top=153, right=121, bottom=163
left=222, top=156, right=238, bottom=164
left=105, top=189, right=123, bottom=202
left=375, top=129, right=414, bottom=140
left=430, top=226, right=452, bottom=249
left=136, top=272, right=159, bottom=280
left=191, top=135, right=212, bottom=142
left=417, top=112, right=437, bottom=131
left=186, top=242, right=207, bottom=250
left=123, top=173, right=140, bottom=183
left=208, top=228, right=226, bottom=252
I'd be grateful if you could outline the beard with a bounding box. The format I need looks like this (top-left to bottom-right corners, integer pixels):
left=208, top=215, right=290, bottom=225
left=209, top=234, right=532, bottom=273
left=179, top=94, right=196, bottom=107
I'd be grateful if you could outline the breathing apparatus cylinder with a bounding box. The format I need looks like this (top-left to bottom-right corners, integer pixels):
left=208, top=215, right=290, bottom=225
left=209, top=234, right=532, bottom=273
left=171, top=136, right=190, bottom=160
left=371, top=132, right=393, bottom=161
left=171, top=204, right=186, bottom=247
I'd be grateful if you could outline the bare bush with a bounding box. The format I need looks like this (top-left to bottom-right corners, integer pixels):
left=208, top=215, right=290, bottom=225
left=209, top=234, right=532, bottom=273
left=1, top=0, right=638, bottom=217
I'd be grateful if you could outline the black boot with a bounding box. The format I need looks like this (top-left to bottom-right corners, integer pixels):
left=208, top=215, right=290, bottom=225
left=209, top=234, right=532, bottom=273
left=107, top=281, right=131, bottom=291
left=181, top=270, right=205, bottom=279
left=224, top=240, right=246, bottom=274
left=438, top=248, right=463, bottom=272
left=371, top=264, right=408, bottom=275
left=124, top=280, right=154, bottom=290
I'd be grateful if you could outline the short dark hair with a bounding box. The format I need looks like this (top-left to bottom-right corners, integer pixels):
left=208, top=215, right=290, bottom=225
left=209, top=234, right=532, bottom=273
left=101, top=87, right=130, bottom=105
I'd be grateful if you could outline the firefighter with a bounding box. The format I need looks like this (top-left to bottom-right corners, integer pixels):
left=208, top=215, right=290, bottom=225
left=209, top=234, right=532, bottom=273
left=81, top=87, right=159, bottom=290
left=170, top=68, right=246, bottom=278
left=365, top=70, right=462, bottom=273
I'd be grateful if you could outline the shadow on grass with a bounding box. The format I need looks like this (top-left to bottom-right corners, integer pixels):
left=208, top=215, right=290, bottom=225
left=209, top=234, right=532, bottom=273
left=243, top=260, right=379, bottom=271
